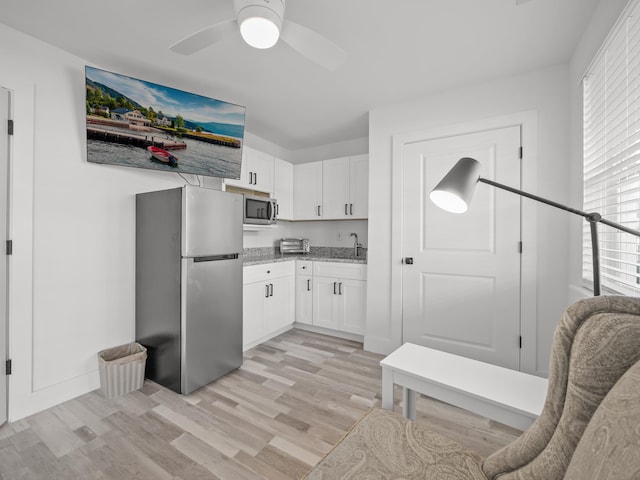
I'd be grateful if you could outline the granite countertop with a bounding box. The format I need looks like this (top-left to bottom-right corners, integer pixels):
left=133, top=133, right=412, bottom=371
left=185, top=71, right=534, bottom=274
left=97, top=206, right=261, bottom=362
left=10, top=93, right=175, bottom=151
left=243, top=246, right=367, bottom=266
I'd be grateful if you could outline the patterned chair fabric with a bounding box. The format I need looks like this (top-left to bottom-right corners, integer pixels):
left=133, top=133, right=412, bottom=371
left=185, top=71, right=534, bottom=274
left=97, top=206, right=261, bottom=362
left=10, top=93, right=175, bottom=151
left=564, top=357, right=640, bottom=480
left=482, top=295, right=640, bottom=479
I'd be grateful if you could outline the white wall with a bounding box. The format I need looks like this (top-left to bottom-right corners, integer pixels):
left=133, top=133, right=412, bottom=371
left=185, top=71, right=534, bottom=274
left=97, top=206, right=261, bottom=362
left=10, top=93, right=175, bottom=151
left=568, top=0, right=630, bottom=299
left=243, top=220, right=368, bottom=249
left=0, top=23, right=257, bottom=420
left=366, top=65, right=571, bottom=375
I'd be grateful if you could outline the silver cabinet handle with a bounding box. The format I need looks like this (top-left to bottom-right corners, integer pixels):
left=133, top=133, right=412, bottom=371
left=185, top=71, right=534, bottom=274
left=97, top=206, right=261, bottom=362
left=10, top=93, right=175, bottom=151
left=265, top=284, right=270, bottom=298
left=345, top=203, right=348, bottom=215
left=317, top=205, right=321, bottom=216
left=249, top=172, right=253, bottom=185
left=339, top=282, right=343, bottom=295
left=307, top=279, right=311, bottom=291
left=350, top=204, right=353, bottom=215
left=269, top=283, right=274, bottom=297
left=255, top=172, right=258, bottom=185
left=333, top=282, right=337, bottom=294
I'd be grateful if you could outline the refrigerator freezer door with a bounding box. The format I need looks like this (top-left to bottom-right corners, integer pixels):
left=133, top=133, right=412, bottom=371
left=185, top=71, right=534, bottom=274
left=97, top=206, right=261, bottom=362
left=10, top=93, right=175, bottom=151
left=182, top=255, right=243, bottom=394
left=182, top=186, right=243, bottom=257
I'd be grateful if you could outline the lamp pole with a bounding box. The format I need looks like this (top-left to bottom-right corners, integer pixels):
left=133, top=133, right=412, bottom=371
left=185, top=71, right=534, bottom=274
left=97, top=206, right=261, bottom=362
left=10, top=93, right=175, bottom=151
left=479, top=177, right=640, bottom=296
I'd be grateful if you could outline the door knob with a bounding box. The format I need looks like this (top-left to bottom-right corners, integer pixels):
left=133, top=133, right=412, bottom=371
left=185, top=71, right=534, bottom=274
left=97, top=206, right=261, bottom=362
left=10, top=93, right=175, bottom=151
left=404, top=257, right=414, bottom=265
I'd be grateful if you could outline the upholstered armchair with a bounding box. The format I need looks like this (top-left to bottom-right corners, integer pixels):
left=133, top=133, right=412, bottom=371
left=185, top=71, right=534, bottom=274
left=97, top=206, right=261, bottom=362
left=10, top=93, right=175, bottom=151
left=305, top=295, right=640, bottom=479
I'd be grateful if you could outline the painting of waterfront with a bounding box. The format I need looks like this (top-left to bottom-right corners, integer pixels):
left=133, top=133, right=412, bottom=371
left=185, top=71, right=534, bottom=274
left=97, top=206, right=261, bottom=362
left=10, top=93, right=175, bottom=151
left=85, top=66, right=245, bottom=179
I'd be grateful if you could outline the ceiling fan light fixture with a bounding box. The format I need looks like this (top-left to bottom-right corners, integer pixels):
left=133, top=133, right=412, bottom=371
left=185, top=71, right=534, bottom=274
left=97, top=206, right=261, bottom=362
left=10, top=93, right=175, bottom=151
left=240, top=15, right=279, bottom=48
left=236, top=1, right=285, bottom=49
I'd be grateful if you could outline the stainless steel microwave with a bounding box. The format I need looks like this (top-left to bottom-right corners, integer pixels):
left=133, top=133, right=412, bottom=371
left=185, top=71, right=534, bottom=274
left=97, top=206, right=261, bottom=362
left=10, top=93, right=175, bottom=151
left=243, top=194, right=277, bottom=225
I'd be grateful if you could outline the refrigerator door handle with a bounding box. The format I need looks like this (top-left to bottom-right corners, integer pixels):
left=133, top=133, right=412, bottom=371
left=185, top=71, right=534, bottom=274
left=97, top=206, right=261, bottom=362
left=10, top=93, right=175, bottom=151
left=193, top=253, right=239, bottom=262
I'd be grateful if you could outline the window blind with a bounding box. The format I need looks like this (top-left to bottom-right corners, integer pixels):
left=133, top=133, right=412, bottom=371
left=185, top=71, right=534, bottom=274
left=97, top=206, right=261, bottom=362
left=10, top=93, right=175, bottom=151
left=583, top=0, right=640, bottom=295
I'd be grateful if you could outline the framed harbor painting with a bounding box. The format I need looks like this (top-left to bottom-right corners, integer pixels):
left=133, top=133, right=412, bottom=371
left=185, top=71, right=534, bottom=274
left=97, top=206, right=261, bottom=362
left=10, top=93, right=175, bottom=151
left=85, top=66, right=246, bottom=179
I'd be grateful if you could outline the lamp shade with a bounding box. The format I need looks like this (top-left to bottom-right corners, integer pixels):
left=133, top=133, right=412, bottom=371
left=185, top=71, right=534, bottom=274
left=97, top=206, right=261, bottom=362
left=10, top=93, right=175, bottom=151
left=429, top=157, right=481, bottom=213
left=237, top=3, right=284, bottom=49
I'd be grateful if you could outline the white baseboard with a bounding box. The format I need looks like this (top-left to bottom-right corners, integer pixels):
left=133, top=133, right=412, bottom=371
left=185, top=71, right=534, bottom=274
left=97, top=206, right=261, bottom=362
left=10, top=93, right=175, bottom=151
left=10, top=370, right=100, bottom=422
left=293, top=323, right=364, bottom=343
left=364, top=334, right=399, bottom=356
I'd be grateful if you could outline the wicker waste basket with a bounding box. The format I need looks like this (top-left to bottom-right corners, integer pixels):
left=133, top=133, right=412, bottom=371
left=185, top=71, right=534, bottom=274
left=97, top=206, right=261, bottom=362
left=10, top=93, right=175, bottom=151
left=97, top=342, right=147, bottom=398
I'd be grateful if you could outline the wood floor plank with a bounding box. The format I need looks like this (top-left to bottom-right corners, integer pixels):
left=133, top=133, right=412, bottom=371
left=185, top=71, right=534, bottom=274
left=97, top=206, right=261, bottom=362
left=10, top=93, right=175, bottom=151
left=27, top=410, right=86, bottom=458
left=171, top=433, right=259, bottom=480
left=0, top=328, right=521, bottom=479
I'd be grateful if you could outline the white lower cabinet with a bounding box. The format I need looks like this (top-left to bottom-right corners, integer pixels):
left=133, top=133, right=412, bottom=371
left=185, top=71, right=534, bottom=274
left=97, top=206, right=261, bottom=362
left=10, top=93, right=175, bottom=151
left=243, top=261, right=295, bottom=349
left=295, top=261, right=313, bottom=325
left=312, top=262, right=367, bottom=335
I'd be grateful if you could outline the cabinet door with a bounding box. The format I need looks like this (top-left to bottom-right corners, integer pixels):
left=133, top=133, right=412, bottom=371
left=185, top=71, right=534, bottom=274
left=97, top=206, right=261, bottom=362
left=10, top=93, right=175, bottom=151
left=274, top=157, right=294, bottom=220
left=265, top=275, right=294, bottom=332
left=339, top=279, right=366, bottom=335
left=322, top=157, right=350, bottom=219
left=349, top=154, right=368, bottom=219
left=249, top=148, right=274, bottom=194
left=225, top=148, right=249, bottom=189
left=312, top=276, right=340, bottom=330
left=295, top=274, right=313, bottom=325
left=243, top=281, right=266, bottom=346
left=294, top=162, right=323, bottom=220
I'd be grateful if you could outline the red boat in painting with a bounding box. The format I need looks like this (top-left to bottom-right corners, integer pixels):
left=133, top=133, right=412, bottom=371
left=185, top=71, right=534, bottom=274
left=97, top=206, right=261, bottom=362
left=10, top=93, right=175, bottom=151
left=147, top=145, right=178, bottom=167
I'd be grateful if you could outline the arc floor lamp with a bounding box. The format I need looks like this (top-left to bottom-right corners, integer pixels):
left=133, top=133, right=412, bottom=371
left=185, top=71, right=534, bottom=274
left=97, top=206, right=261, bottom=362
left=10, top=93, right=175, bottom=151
left=429, top=157, right=640, bottom=296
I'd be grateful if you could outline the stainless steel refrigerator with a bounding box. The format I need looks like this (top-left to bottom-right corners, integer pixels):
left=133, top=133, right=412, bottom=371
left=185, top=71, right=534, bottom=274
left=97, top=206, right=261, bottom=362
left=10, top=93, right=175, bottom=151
left=135, top=186, right=243, bottom=394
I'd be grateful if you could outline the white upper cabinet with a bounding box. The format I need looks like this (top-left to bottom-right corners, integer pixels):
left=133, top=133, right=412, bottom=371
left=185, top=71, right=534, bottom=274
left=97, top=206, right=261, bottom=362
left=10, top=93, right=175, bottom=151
left=322, top=157, right=350, bottom=219
left=293, top=161, right=323, bottom=220
left=274, top=157, right=293, bottom=220
left=322, top=155, right=369, bottom=220
left=225, top=146, right=274, bottom=194
left=349, top=154, right=369, bottom=219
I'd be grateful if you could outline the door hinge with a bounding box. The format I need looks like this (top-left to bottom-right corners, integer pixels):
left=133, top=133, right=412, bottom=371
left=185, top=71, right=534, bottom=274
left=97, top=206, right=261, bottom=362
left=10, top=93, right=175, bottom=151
left=517, top=241, right=523, bottom=254
left=5, top=359, right=11, bottom=375
left=6, top=240, right=12, bottom=255
left=519, top=146, right=523, bottom=159
left=7, top=119, right=13, bottom=136
left=519, top=336, right=522, bottom=349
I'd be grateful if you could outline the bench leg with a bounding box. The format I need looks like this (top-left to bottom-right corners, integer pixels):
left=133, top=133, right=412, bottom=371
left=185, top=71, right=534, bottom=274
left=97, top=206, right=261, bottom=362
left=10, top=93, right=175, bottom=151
left=403, top=388, right=416, bottom=421
left=381, top=367, right=394, bottom=411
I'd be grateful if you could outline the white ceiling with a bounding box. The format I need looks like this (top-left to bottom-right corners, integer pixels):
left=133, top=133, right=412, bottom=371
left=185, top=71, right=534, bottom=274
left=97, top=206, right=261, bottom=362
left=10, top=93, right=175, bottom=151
left=1, top=0, right=599, bottom=153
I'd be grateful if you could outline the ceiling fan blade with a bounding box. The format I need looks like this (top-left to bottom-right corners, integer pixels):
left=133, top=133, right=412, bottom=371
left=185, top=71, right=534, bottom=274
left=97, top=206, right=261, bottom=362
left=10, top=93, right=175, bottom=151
left=170, top=19, right=238, bottom=55
left=280, top=20, right=347, bottom=71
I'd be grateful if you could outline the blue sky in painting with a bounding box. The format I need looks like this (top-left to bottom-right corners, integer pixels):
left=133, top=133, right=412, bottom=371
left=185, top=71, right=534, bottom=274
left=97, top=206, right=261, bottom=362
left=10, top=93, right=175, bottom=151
left=86, top=66, right=245, bottom=126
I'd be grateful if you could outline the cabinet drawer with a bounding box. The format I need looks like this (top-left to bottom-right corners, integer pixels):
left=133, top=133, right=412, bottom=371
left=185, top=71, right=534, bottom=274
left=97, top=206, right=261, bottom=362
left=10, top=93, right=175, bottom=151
left=313, top=262, right=367, bottom=280
left=244, top=261, right=295, bottom=284
left=296, top=260, right=313, bottom=274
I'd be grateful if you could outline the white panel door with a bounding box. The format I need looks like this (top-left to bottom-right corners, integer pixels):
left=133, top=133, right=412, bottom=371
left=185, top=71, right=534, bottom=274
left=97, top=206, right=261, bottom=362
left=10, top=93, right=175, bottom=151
left=0, top=88, right=9, bottom=425
left=402, top=126, right=522, bottom=370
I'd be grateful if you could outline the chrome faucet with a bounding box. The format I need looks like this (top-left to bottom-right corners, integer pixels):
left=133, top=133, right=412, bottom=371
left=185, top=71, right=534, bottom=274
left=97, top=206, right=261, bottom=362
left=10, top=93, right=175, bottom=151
left=349, top=232, right=362, bottom=257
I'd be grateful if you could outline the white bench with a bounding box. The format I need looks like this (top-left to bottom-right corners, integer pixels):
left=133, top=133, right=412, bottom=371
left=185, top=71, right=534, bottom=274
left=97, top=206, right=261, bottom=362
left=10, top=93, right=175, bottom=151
left=380, top=343, right=548, bottom=430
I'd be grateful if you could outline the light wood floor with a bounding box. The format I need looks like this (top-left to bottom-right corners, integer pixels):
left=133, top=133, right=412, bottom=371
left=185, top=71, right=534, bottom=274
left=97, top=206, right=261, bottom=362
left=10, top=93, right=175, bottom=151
left=0, top=329, right=521, bottom=479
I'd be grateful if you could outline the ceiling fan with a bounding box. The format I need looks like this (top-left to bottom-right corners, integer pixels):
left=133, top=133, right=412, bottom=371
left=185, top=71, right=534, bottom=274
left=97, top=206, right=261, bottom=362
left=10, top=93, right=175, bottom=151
left=169, top=0, right=347, bottom=71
